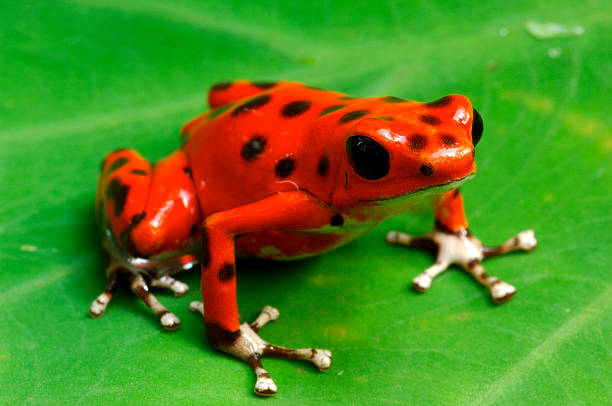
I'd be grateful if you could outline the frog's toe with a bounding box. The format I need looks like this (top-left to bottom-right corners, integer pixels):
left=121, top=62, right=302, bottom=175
left=312, top=349, right=332, bottom=371
left=516, top=229, right=537, bottom=251
left=490, top=280, right=516, bottom=304
left=88, top=293, right=111, bottom=317
left=412, top=273, right=433, bottom=292
left=160, top=312, right=181, bottom=331
left=254, top=374, right=278, bottom=396
left=151, top=275, right=189, bottom=297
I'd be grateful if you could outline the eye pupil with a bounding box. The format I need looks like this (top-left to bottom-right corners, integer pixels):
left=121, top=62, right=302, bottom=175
left=346, top=135, right=390, bottom=180
left=472, top=108, right=484, bottom=146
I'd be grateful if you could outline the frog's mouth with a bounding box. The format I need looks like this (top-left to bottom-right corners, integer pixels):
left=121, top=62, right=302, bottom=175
left=359, top=173, right=475, bottom=203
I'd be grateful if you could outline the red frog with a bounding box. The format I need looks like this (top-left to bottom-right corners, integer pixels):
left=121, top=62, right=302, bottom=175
left=90, top=80, right=537, bottom=396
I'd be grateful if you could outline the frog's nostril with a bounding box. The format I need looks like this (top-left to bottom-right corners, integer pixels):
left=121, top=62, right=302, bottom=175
left=472, top=108, right=484, bottom=146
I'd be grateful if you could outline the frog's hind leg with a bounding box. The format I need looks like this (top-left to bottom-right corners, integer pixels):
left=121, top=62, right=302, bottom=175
left=92, top=148, right=202, bottom=330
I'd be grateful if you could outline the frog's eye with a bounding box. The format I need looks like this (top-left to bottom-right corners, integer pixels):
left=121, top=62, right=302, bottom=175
left=346, top=135, right=390, bottom=180
left=472, top=108, right=484, bottom=146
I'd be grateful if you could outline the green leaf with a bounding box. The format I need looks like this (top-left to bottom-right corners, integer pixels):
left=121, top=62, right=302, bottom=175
left=1, top=1, right=610, bottom=404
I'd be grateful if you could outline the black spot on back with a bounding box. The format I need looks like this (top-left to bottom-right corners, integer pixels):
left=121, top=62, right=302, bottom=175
left=424, top=96, right=452, bottom=108
left=106, top=178, right=130, bottom=217
left=211, top=81, right=232, bottom=91
left=130, top=211, right=146, bottom=226
left=318, top=104, right=346, bottom=117
left=440, top=134, right=457, bottom=146
left=419, top=115, right=441, bottom=125
left=130, top=169, right=148, bottom=176
left=330, top=214, right=344, bottom=227
left=410, top=134, right=428, bottom=150
left=107, top=157, right=129, bottom=173
left=281, top=100, right=312, bottom=118
left=233, top=94, right=271, bottom=115
left=381, top=96, right=405, bottom=103
left=207, top=103, right=234, bottom=120
left=275, top=157, right=295, bottom=178
left=419, top=163, right=434, bottom=177
left=252, top=81, right=277, bottom=89
left=183, top=167, right=193, bottom=179
left=218, top=262, right=235, bottom=282
left=339, top=110, right=369, bottom=124
left=317, top=155, right=329, bottom=177
left=241, top=136, right=267, bottom=161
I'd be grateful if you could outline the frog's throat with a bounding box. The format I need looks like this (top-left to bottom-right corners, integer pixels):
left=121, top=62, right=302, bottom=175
left=358, top=173, right=475, bottom=203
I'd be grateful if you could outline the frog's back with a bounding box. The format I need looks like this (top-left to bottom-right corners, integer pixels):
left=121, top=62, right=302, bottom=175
left=182, top=81, right=347, bottom=216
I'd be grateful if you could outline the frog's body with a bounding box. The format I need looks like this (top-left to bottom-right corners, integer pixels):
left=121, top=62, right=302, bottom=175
left=90, top=81, right=537, bottom=396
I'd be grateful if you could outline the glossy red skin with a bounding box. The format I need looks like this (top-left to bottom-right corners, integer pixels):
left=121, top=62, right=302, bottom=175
left=180, top=81, right=475, bottom=258
left=97, top=80, right=478, bottom=331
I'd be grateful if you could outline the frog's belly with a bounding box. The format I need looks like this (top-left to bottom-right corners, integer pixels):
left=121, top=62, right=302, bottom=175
left=235, top=228, right=370, bottom=261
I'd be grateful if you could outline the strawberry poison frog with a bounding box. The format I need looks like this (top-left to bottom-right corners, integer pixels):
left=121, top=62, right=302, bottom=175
left=90, top=80, right=537, bottom=396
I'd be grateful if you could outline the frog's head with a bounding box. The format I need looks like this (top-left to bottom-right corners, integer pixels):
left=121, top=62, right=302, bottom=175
left=330, top=95, right=481, bottom=210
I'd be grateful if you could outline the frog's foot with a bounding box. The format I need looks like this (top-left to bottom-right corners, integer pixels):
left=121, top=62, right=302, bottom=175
left=130, top=274, right=181, bottom=331
left=386, top=228, right=537, bottom=304
left=150, top=275, right=189, bottom=297
left=190, top=302, right=332, bottom=396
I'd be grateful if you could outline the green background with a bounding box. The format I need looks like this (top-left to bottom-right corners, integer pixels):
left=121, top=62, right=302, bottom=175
left=1, top=1, right=610, bottom=404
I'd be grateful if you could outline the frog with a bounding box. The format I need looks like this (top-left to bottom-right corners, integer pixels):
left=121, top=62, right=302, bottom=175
left=89, top=80, right=537, bottom=396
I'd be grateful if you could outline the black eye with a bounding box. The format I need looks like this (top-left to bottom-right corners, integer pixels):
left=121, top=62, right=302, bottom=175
left=346, top=135, right=390, bottom=180
left=472, top=108, right=483, bottom=146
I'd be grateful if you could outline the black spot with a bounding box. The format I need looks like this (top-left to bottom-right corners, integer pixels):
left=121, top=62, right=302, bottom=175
left=205, top=322, right=240, bottom=347
left=105, top=178, right=130, bottom=217
left=190, top=224, right=199, bottom=237
left=440, top=134, right=457, bottom=146
left=453, top=188, right=461, bottom=198
left=241, top=136, right=267, bottom=161
left=233, top=94, right=271, bottom=115
left=252, top=81, right=277, bottom=89
left=281, top=100, right=312, bottom=118
left=419, top=115, right=441, bottom=125
left=275, top=157, right=295, bottom=178
left=207, top=103, right=234, bottom=120
left=424, top=96, right=452, bottom=108
left=130, top=211, right=146, bottom=226
left=370, top=116, right=394, bottom=121
left=346, top=135, right=390, bottom=180
left=381, top=96, right=405, bottom=103
left=130, top=169, right=148, bottom=176
left=107, top=157, right=129, bottom=173
left=330, top=214, right=344, bottom=227
left=201, top=227, right=210, bottom=267
left=339, top=110, right=369, bottom=124
left=472, top=108, right=484, bottom=146
left=211, top=81, right=232, bottom=91
left=338, top=95, right=358, bottom=100
left=419, top=163, right=434, bottom=177
left=218, top=262, right=235, bottom=282
left=318, top=104, right=346, bottom=117
left=317, top=155, right=329, bottom=177
left=410, top=134, right=428, bottom=150
left=183, top=167, right=193, bottom=179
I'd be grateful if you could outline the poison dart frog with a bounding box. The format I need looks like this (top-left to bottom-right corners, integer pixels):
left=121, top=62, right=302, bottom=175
left=90, top=80, right=537, bottom=396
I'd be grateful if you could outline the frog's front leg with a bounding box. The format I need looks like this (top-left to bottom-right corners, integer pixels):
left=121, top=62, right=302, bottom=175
left=386, top=189, right=537, bottom=303
left=199, top=191, right=335, bottom=396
